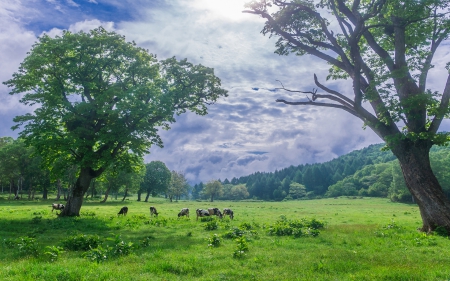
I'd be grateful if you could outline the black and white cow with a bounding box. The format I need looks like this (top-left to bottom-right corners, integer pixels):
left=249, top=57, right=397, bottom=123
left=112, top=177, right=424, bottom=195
left=118, top=206, right=128, bottom=216
left=196, top=209, right=210, bottom=220
left=208, top=207, right=223, bottom=219
left=51, top=203, right=65, bottom=213
left=178, top=208, right=189, bottom=218
left=222, top=208, right=234, bottom=220
left=150, top=206, right=158, bottom=217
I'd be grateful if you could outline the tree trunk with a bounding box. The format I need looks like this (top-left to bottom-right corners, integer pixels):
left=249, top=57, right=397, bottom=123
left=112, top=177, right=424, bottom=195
left=101, top=185, right=112, bottom=203
left=145, top=190, right=151, bottom=202
left=56, top=179, right=62, bottom=200
left=137, top=190, right=142, bottom=201
left=91, top=179, right=96, bottom=199
left=122, top=187, right=128, bottom=201
left=60, top=167, right=95, bottom=216
left=392, top=140, right=450, bottom=234
left=210, top=195, right=214, bottom=202
left=43, top=186, right=48, bottom=200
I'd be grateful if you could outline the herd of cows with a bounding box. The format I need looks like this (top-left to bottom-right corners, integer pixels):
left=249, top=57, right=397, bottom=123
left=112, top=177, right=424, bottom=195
left=51, top=203, right=234, bottom=220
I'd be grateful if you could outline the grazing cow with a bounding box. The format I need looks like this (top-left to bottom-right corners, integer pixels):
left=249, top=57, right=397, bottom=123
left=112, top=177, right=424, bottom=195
left=118, top=206, right=128, bottom=216
left=178, top=208, right=189, bottom=218
left=222, top=208, right=234, bottom=220
left=207, top=208, right=223, bottom=219
left=150, top=206, right=159, bottom=217
left=51, top=203, right=65, bottom=213
left=196, top=209, right=210, bottom=220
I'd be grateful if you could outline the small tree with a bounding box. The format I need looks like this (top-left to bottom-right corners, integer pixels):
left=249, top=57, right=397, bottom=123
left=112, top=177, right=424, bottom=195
left=289, top=182, right=306, bottom=199
left=203, top=180, right=224, bottom=202
left=4, top=28, right=227, bottom=216
left=167, top=171, right=189, bottom=202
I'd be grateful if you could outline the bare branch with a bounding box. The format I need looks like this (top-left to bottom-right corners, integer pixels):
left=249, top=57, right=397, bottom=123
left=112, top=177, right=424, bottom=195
left=275, top=98, right=360, bottom=118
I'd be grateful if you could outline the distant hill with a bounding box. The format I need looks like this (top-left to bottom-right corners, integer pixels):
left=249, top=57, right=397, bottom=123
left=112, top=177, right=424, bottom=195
left=207, top=144, right=450, bottom=202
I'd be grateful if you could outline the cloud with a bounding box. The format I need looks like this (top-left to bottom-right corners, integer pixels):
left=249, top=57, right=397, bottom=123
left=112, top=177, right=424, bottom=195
left=2, top=0, right=449, bottom=185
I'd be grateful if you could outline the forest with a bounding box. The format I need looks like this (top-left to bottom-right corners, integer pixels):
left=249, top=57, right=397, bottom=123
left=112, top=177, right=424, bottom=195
left=3, top=134, right=450, bottom=203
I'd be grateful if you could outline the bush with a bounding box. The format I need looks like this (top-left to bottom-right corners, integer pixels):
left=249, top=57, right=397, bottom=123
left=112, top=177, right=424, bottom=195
left=82, top=245, right=109, bottom=263
left=204, top=220, right=218, bottom=231
left=16, top=236, right=39, bottom=257
left=207, top=234, right=221, bottom=248
left=109, top=236, right=134, bottom=256
left=268, top=217, right=324, bottom=238
left=233, top=236, right=249, bottom=258
left=44, top=246, right=65, bottom=262
left=61, top=234, right=101, bottom=251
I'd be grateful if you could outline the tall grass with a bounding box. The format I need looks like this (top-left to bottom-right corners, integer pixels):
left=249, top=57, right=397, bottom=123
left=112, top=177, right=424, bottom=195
left=0, top=196, right=449, bottom=280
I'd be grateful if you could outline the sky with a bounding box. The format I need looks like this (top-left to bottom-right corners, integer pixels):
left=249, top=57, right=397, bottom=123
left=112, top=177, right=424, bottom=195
left=1, top=0, right=450, bottom=184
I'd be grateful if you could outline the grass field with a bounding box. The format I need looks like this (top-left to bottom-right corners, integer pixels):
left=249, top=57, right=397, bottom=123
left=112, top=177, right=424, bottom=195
left=1, top=196, right=449, bottom=281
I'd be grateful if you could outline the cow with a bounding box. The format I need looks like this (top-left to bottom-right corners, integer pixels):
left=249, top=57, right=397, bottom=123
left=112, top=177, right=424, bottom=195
left=222, top=208, right=234, bottom=220
left=51, top=203, right=65, bottom=213
left=118, top=206, right=128, bottom=216
left=150, top=206, right=158, bottom=217
left=208, top=207, right=223, bottom=219
left=178, top=208, right=189, bottom=218
left=196, top=209, right=210, bottom=220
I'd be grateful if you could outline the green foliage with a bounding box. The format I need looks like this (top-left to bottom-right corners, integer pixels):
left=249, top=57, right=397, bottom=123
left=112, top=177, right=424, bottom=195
left=204, top=220, right=218, bottom=231
left=3, top=236, right=40, bottom=257
left=268, top=216, right=324, bottom=238
left=61, top=234, right=101, bottom=251
left=233, top=236, right=249, bottom=258
left=82, top=245, right=109, bottom=264
left=207, top=233, right=221, bottom=248
left=140, top=236, right=155, bottom=247
left=109, top=236, right=134, bottom=257
left=44, top=246, right=65, bottom=262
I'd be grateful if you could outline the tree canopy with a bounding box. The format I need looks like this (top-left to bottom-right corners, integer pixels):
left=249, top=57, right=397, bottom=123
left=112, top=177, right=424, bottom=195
left=3, top=27, right=227, bottom=215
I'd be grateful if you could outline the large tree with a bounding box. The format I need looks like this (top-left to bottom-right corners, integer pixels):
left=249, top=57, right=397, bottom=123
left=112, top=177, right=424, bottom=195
left=4, top=27, right=227, bottom=216
left=245, top=0, right=450, bottom=233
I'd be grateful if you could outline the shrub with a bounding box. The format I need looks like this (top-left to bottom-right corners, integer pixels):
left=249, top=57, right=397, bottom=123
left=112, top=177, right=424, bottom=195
left=268, top=217, right=324, bottom=238
left=82, top=245, right=109, bottom=263
left=233, top=236, right=249, bottom=258
left=16, top=236, right=39, bottom=257
left=109, top=236, right=134, bottom=256
left=207, top=234, right=221, bottom=248
left=44, top=246, right=65, bottom=262
left=204, top=220, right=218, bottom=231
left=61, top=234, right=101, bottom=251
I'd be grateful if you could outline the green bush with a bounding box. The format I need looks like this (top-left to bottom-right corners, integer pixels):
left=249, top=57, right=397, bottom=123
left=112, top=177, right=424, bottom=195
left=82, top=245, right=109, bottom=263
left=16, top=236, right=39, bottom=257
left=207, top=234, right=221, bottom=248
left=204, top=220, right=218, bottom=231
left=61, top=234, right=101, bottom=251
left=233, top=236, right=249, bottom=258
left=44, top=245, right=65, bottom=262
left=268, top=217, right=324, bottom=238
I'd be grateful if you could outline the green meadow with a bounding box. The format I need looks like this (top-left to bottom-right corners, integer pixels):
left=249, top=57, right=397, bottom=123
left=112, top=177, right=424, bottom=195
left=1, top=197, right=449, bottom=281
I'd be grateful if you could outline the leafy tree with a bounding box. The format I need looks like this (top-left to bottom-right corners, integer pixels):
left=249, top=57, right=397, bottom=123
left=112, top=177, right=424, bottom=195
left=230, top=184, right=250, bottom=200
left=4, top=28, right=227, bottom=216
left=289, top=182, right=307, bottom=199
left=203, top=180, right=224, bottom=202
left=245, top=0, right=450, bottom=233
left=140, top=161, right=171, bottom=202
left=167, top=171, right=189, bottom=202
left=192, top=182, right=204, bottom=200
